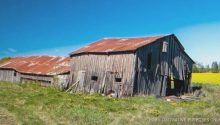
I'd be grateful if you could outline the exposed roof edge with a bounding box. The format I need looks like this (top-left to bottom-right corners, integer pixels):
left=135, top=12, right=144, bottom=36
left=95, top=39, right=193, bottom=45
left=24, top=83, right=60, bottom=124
left=183, top=51, right=195, bottom=64
left=169, top=34, right=195, bottom=63
left=101, top=34, right=171, bottom=39
left=70, top=50, right=136, bottom=57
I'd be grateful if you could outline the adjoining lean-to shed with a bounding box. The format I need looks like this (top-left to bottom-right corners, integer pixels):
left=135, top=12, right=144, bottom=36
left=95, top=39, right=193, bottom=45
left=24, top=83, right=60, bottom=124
left=0, top=56, right=70, bottom=89
left=69, top=34, right=194, bottom=97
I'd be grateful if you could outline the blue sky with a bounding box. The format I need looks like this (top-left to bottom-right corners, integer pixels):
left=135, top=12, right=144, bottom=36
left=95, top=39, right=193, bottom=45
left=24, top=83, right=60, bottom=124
left=1, top=0, right=220, bottom=65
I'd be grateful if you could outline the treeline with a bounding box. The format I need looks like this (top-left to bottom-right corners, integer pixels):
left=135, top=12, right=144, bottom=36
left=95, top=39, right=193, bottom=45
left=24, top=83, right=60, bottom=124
left=193, top=61, right=220, bottom=73
left=0, top=57, right=11, bottom=64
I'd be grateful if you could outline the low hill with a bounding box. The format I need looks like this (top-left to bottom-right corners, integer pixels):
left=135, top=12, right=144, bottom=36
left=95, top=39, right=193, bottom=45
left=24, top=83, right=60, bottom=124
left=0, top=81, right=220, bottom=125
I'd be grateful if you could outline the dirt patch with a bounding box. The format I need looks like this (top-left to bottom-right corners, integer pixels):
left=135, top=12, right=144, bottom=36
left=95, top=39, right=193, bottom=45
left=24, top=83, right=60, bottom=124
left=0, top=108, right=16, bottom=125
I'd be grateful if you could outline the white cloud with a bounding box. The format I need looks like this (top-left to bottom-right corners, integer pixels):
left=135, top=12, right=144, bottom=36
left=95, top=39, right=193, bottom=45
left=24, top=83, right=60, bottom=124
left=175, top=22, right=220, bottom=65
left=7, top=48, right=17, bottom=53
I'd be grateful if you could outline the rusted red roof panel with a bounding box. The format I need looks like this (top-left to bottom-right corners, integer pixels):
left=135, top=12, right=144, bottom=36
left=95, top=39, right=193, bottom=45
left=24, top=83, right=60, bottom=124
left=71, top=35, right=166, bottom=55
left=0, top=56, right=70, bottom=75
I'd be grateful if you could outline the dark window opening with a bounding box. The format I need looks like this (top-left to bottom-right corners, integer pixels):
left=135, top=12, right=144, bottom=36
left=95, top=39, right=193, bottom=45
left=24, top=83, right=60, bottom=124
left=38, top=80, right=51, bottom=84
left=91, top=76, right=98, bottom=81
left=115, top=78, right=122, bottom=82
left=21, top=77, right=51, bottom=84
left=147, top=52, right=152, bottom=69
left=14, top=72, right=17, bottom=77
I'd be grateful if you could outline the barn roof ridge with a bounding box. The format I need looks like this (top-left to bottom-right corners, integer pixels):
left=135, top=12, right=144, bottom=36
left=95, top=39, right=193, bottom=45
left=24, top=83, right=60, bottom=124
left=70, top=34, right=174, bottom=56
left=102, top=34, right=172, bottom=40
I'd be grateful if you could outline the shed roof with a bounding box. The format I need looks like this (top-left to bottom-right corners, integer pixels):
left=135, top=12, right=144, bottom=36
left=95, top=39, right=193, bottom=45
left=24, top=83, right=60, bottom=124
left=70, top=35, right=167, bottom=55
left=0, top=56, right=70, bottom=75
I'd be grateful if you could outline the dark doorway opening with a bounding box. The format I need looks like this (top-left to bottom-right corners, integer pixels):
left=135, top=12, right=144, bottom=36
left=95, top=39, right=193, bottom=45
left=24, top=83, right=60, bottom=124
left=166, top=76, right=185, bottom=96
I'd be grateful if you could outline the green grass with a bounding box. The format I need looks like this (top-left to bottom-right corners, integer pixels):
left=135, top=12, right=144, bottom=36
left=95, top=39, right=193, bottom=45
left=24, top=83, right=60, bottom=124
left=1, top=81, right=220, bottom=125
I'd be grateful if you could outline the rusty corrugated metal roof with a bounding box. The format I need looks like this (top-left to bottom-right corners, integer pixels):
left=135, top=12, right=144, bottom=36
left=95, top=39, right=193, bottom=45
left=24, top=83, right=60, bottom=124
left=70, top=35, right=167, bottom=55
left=0, top=56, right=70, bottom=75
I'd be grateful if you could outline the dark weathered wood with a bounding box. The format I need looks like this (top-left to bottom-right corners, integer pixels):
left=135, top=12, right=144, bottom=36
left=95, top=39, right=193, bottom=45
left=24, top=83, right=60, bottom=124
left=70, top=54, right=136, bottom=96
left=0, top=69, right=20, bottom=82
left=0, top=69, right=69, bottom=88
left=69, top=35, right=194, bottom=97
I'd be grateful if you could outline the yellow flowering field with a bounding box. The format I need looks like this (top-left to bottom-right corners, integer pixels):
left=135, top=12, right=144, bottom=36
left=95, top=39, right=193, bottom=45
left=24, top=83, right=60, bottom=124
left=192, top=73, right=220, bottom=84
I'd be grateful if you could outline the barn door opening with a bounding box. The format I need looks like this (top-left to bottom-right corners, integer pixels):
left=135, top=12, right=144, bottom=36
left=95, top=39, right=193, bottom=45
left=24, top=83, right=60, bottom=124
left=166, top=75, right=175, bottom=96
left=101, top=71, right=122, bottom=97
left=106, top=72, right=114, bottom=94
left=77, top=70, right=86, bottom=91
left=89, top=74, right=99, bottom=94
left=183, top=64, right=191, bottom=93
left=166, top=76, right=185, bottom=96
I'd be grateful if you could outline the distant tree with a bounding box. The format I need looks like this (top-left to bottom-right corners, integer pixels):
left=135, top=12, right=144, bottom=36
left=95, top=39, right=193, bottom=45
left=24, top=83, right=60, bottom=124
left=192, top=63, right=199, bottom=73
left=211, top=61, right=219, bottom=73
left=205, top=65, right=210, bottom=72
left=218, top=62, right=220, bottom=72
left=198, top=63, right=205, bottom=73
left=0, top=57, right=11, bottom=64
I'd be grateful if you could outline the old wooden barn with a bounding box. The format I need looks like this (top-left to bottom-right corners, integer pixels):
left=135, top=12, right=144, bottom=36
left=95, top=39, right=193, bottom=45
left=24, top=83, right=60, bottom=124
left=0, top=56, right=70, bottom=88
left=69, top=34, right=194, bottom=97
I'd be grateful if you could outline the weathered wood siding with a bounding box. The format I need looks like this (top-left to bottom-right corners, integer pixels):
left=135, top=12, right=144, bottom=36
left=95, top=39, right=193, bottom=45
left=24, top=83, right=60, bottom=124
left=70, top=35, right=193, bottom=97
left=0, top=68, right=70, bottom=88
left=158, top=35, right=193, bottom=78
left=70, top=54, right=136, bottom=96
left=134, top=35, right=194, bottom=96
left=20, top=74, right=53, bottom=86
left=166, top=36, right=193, bottom=93
left=0, top=69, right=20, bottom=82
left=57, top=74, right=69, bottom=89
left=134, top=41, right=162, bottom=96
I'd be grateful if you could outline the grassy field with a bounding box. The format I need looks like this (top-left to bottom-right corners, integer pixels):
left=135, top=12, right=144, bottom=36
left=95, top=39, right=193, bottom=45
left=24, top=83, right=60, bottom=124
left=192, top=73, right=220, bottom=84
left=1, top=81, right=220, bottom=125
